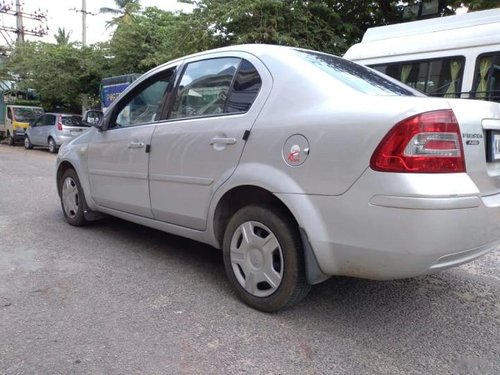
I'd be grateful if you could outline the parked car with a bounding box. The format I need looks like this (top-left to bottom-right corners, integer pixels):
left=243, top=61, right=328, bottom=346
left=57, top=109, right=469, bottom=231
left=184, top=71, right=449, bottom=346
left=56, top=44, right=500, bottom=312
left=25, top=113, right=89, bottom=153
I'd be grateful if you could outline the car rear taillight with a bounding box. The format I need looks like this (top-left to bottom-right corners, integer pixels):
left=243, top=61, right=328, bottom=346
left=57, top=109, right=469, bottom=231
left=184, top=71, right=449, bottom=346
left=370, top=109, right=465, bottom=173
left=57, top=116, right=63, bottom=131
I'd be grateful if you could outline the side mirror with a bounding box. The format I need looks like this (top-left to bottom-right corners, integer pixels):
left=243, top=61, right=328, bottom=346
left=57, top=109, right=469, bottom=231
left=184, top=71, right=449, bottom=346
left=83, top=110, right=104, bottom=129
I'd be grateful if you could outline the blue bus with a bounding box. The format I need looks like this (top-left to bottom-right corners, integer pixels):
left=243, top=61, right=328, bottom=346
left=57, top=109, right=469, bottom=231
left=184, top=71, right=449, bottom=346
left=100, top=74, right=140, bottom=111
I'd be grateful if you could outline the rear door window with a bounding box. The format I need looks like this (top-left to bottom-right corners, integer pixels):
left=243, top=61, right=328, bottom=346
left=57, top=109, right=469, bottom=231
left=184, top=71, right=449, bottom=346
left=225, top=59, right=262, bottom=113
left=44, top=115, right=56, bottom=126
left=169, top=58, right=240, bottom=119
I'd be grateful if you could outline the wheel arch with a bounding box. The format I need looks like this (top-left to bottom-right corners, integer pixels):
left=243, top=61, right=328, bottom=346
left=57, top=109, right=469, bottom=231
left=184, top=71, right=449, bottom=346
left=213, top=185, right=296, bottom=247
left=211, top=184, right=329, bottom=285
left=56, top=161, right=76, bottom=197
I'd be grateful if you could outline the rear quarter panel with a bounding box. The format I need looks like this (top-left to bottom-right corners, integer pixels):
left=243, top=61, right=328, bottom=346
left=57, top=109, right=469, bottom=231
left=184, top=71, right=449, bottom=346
left=241, top=88, right=455, bottom=195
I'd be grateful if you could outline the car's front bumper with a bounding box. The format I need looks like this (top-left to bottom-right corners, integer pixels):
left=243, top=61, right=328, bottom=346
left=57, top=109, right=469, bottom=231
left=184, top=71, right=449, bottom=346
left=278, top=170, right=500, bottom=280
left=13, top=129, right=26, bottom=141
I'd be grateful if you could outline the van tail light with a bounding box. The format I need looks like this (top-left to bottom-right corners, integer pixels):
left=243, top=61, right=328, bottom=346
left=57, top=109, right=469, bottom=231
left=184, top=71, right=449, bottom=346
left=370, top=109, right=465, bottom=173
left=57, top=116, right=63, bottom=131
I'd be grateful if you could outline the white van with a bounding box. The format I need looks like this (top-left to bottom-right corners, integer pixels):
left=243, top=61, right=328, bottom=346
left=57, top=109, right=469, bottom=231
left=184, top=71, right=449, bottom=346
left=343, top=8, right=500, bottom=102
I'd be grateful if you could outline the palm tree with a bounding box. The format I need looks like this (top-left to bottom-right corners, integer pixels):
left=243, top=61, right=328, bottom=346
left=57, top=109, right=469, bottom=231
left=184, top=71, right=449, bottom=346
left=54, top=27, right=72, bottom=45
left=100, top=0, right=141, bottom=27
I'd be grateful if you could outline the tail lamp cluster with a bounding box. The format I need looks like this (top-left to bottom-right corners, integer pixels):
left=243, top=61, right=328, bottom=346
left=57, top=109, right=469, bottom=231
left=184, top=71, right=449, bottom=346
left=57, top=115, right=63, bottom=131
left=370, top=109, right=465, bottom=173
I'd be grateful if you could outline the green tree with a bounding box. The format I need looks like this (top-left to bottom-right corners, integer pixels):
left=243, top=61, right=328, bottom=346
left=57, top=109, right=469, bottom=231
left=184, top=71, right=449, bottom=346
left=108, top=6, right=217, bottom=74
left=182, top=0, right=500, bottom=54
left=100, top=0, right=142, bottom=27
left=2, top=42, right=110, bottom=112
left=54, top=27, right=72, bottom=45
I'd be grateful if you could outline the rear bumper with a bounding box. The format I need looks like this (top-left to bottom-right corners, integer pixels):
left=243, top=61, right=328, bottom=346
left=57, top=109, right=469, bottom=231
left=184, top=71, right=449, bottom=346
left=53, top=134, right=77, bottom=146
left=277, top=170, right=500, bottom=280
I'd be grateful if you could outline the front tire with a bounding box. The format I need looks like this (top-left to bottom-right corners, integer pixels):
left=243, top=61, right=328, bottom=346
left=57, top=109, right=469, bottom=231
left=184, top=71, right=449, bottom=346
left=48, top=137, right=57, bottom=153
left=59, top=169, right=88, bottom=226
left=223, top=205, right=311, bottom=312
left=7, top=132, right=14, bottom=146
left=24, top=136, right=33, bottom=149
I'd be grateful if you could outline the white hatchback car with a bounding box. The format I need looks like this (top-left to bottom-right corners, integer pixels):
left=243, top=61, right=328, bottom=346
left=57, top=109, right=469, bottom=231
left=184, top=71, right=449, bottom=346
left=56, top=45, right=500, bottom=312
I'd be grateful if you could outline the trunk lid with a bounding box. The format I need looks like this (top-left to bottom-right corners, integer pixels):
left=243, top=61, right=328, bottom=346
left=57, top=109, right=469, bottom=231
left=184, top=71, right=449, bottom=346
left=448, top=99, right=500, bottom=196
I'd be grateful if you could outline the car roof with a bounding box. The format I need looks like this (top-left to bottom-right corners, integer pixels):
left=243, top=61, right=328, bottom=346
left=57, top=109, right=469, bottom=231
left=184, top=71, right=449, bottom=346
left=164, top=44, right=307, bottom=66
left=144, top=43, right=326, bottom=81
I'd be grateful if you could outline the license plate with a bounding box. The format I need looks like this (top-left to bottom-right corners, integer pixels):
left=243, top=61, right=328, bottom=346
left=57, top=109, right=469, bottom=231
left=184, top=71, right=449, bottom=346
left=70, top=131, right=81, bottom=136
left=487, top=130, right=500, bottom=162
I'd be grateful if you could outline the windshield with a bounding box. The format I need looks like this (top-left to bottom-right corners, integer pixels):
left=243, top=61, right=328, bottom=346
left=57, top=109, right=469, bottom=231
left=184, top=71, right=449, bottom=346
left=13, top=107, right=44, bottom=122
left=294, top=50, right=418, bottom=96
left=61, top=115, right=84, bottom=126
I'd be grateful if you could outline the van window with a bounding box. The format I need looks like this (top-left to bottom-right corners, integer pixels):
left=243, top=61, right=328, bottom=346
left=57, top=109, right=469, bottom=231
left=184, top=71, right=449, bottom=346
left=472, top=53, right=500, bottom=102
left=371, top=56, right=465, bottom=98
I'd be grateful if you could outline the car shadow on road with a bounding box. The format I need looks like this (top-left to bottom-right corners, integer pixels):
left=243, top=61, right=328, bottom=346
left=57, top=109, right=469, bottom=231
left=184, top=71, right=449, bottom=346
left=84, top=215, right=490, bottom=320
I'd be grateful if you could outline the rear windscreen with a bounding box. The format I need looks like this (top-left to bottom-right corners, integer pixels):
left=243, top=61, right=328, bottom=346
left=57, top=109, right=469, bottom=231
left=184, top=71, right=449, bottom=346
left=294, top=50, right=419, bottom=96
left=61, top=116, right=84, bottom=126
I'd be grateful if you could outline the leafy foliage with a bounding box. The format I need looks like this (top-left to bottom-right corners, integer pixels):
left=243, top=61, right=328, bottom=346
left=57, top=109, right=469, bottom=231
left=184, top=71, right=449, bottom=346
left=54, top=27, right=73, bottom=45
left=100, top=0, right=141, bottom=28
left=1, top=42, right=110, bottom=112
left=108, top=7, right=218, bottom=74
left=2, top=0, right=499, bottom=111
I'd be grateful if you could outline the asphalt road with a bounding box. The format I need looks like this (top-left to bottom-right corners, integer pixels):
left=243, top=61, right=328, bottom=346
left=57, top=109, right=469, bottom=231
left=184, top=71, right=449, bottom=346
left=0, top=144, right=499, bottom=375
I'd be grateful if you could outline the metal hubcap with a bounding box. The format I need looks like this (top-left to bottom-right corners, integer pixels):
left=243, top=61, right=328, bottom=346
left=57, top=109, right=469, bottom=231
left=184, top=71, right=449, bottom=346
left=62, top=177, right=79, bottom=218
left=48, top=139, right=55, bottom=152
left=230, top=221, right=284, bottom=297
left=24, top=137, right=29, bottom=148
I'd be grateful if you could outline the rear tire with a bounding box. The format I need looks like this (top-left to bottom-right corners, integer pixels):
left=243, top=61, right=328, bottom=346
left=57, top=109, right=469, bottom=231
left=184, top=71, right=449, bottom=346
left=59, top=169, right=88, bottom=226
left=24, top=136, right=33, bottom=149
left=48, top=137, right=57, bottom=153
left=222, top=204, right=311, bottom=312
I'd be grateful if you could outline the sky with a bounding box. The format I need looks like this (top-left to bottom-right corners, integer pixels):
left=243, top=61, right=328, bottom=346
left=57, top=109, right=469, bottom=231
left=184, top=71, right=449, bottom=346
left=0, top=0, right=194, bottom=46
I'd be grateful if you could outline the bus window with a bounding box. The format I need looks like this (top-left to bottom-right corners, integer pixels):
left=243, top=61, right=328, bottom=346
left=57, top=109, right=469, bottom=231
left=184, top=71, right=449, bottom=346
left=473, top=53, right=500, bottom=102
left=369, top=57, right=464, bottom=98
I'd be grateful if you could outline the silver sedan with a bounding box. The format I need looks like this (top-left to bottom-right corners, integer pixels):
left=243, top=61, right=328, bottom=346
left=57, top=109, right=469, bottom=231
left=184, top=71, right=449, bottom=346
left=56, top=45, right=500, bottom=312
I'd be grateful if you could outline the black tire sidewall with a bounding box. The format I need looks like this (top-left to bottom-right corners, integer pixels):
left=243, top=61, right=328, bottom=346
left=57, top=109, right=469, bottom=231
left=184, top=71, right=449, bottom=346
left=222, top=204, right=309, bottom=312
left=24, top=136, right=32, bottom=149
left=60, top=169, right=87, bottom=226
left=48, top=138, right=57, bottom=153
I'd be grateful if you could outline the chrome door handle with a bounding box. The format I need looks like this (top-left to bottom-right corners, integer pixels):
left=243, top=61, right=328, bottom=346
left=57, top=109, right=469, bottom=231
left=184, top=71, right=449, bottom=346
left=210, top=137, right=237, bottom=145
left=128, top=142, right=145, bottom=149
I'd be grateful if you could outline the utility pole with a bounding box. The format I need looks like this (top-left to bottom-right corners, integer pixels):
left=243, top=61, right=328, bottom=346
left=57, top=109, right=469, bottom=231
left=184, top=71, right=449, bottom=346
left=82, top=0, right=86, bottom=45
left=0, top=0, right=48, bottom=47
left=15, top=0, right=23, bottom=42
left=70, top=0, right=98, bottom=113
left=70, top=0, right=98, bottom=46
